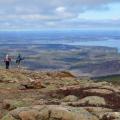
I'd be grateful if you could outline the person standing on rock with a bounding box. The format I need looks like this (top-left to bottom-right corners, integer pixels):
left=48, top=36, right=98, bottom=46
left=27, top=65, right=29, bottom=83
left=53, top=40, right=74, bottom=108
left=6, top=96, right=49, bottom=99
left=16, top=54, right=24, bottom=68
left=4, top=54, right=11, bottom=69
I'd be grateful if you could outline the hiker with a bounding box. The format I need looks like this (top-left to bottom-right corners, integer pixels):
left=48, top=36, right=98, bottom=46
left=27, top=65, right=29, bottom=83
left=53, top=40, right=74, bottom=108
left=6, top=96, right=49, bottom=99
left=4, top=54, right=11, bottom=69
left=16, top=54, right=24, bottom=68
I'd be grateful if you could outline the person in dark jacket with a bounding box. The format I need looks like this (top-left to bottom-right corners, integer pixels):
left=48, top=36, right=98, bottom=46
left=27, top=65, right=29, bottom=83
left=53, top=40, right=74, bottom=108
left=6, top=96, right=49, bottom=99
left=16, top=54, right=24, bottom=68
left=4, top=54, right=11, bottom=69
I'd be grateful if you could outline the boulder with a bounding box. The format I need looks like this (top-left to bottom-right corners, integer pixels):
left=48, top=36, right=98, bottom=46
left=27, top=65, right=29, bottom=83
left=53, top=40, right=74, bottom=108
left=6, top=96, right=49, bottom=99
left=69, top=96, right=106, bottom=107
left=80, top=96, right=106, bottom=106
left=2, top=105, right=99, bottom=120
left=62, top=95, right=78, bottom=102
left=18, top=110, right=39, bottom=120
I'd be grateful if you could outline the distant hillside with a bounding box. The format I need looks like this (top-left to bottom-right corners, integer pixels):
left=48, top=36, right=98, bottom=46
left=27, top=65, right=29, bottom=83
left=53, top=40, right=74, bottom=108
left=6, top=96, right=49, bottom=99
left=93, top=74, right=120, bottom=85
left=0, top=44, right=120, bottom=77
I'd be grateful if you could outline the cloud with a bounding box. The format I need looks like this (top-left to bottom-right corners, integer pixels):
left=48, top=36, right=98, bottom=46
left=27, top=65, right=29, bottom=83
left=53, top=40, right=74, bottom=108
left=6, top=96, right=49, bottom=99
left=0, top=0, right=119, bottom=14
left=56, top=7, right=66, bottom=13
left=0, top=0, right=120, bottom=29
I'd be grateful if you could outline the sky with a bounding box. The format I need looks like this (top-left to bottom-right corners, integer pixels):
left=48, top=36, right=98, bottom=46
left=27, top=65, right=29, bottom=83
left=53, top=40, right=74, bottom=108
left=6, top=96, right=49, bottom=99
left=0, top=0, right=120, bottom=30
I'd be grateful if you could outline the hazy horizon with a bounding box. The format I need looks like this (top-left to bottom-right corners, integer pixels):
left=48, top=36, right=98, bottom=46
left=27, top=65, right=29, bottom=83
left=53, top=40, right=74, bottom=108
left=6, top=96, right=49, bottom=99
left=0, top=30, right=119, bottom=52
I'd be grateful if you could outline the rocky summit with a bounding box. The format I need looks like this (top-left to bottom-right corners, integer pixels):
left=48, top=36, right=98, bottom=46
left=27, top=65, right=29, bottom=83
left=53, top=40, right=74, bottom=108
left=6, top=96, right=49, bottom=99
left=0, top=69, right=120, bottom=120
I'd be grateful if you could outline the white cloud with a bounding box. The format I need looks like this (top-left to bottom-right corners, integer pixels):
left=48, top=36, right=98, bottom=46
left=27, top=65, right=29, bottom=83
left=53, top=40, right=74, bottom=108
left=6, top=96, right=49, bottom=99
left=0, top=0, right=119, bottom=29
left=56, top=6, right=66, bottom=13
